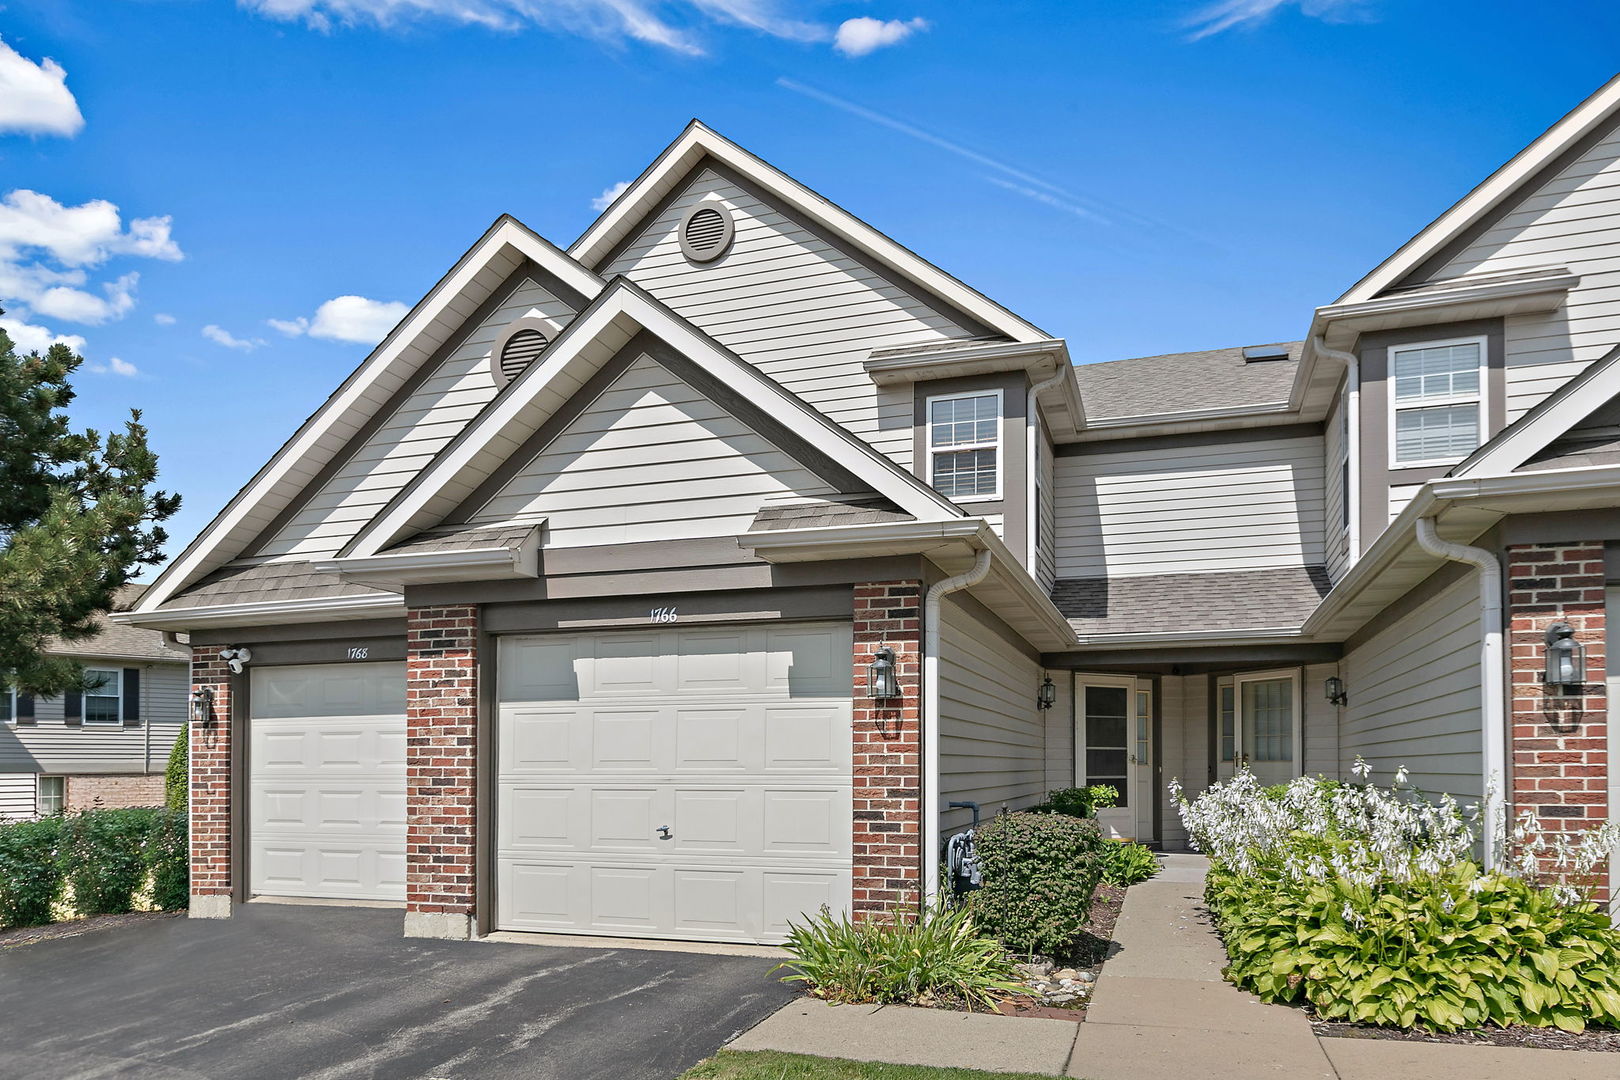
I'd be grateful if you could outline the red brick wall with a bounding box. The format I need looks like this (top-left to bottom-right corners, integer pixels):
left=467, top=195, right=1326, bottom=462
left=405, top=606, right=480, bottom=921
left=190, top=653, right=234, bottom=899
left=1506, top=543, right=1609, bottom=899
left=852, top=581, right=922, bottom=921
left=66, top=774, right=164, bottom=810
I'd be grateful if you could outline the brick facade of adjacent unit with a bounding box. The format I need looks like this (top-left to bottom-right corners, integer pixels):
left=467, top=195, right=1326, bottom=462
left=404, top=606, right=480, bottom=933
left=65, top=773, right=165, bottom=811
left=1506, top=543, right=1610, bottom=900
left=190, top=653, right=234, bottom=905
left=851, top=580, right=923, bottom=920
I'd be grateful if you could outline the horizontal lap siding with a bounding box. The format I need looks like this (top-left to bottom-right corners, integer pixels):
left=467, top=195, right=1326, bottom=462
left=0, top=663, right=187, bottom=774
left=1324, top=394, right=1350, bottom=582
left=1428, top=126, right=1620, bottom=420
left=470, top=354, right=842, bottom=546
left=1341, top=574, right=1482, bottom=801
left=256, top=278, right=577, bottom=559
left=0, top=773, right=35, bottom=821
left=938, top=597, right=1045, bottom=836
left=1037, top=431, right=1057, bottom=589
left=605, top=170, right=977, bottom=469
left=1053, top=435, right=1326, bottom=578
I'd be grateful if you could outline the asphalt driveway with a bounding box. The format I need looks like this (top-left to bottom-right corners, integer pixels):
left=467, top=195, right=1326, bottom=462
left=0, top=903, right=795, bottom=1080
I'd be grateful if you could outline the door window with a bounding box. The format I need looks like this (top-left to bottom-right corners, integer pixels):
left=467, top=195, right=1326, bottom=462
left=1082, top=685, right=1129, bottom=807
left=1241, top=677, right=1294, bottom=763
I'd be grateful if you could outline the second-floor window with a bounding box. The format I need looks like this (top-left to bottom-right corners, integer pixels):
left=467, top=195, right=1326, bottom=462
left=1390, top=337, right=1485, bottom=466
left=927, top=390, right=1001, bottom=500
left=83, top=668, right=122, bottom=724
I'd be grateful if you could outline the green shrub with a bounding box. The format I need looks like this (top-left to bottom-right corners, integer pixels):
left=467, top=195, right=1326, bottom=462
left=165, top=723, right=188, bottom=811
left=59, top=807, right=158, bottom=916
left=0, top=816, right=66, bottom=928
left=1098, top=841, right=1160, bottom=887
left=775, top=901, right=1018, bottom=1010
left=1027, top=785, right=1117, bottom=818
left=1208, top=860, right=1620, bottom=1032
left=144, top=808, right=189, bottom=911
left=966, top=811, right=1106, bottom=956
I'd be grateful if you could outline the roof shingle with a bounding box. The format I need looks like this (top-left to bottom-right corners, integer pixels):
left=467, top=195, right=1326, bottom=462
left=1074, top=341, right=1301, bottom=421
left=1052, top=565, right=1331, bottom=636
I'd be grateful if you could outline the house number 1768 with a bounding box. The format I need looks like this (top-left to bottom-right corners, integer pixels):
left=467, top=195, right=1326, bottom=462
left=649, top=607, right=679, bottom=624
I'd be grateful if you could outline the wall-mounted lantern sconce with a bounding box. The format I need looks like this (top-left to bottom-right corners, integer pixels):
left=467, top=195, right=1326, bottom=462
left=1543, top=622, right=1586, bottom=694
left=1036, top=676, right=1057, bottom=711
left=867, top=647, right=900, bottom=701
left=1325, top=676, right=1348, bottom=707
left=189, top=686, right=215, bottom=726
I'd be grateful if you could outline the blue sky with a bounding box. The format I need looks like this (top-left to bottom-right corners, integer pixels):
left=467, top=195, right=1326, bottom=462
left=0, top=0, right=1616, bottom=568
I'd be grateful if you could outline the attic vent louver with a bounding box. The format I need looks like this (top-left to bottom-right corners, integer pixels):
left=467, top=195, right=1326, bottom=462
left=491, top=318, right=561, bottom=389
left=1242, top=345, right=1291, bottom=363
left=679, top=203, right=734, bottom=263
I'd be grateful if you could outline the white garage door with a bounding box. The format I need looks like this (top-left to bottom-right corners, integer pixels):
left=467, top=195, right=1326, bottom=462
left=496, top=622, right=852, bottom=944
left=249, top=663, right=408, bottom=901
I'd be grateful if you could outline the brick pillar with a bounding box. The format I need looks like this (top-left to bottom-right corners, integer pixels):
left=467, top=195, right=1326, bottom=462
left=1506, top=543, right=1609, bottom=902
left=404, top=605, right=480, bottom=939
left=851, top=581, right=922, bottom=921
left=189, top=652, right=234, bottom=918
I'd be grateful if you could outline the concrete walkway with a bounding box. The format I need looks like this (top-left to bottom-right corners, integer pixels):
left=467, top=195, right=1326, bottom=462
left=730, top=853, right=1618, bottom=1079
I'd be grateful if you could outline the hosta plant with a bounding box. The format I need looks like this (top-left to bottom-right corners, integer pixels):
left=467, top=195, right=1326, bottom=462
left=1098, top=841, right=1160, bottom=888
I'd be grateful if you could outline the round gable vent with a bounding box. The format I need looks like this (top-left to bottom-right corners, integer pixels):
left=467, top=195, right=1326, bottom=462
left=679, top=203, right=734, bottom=263
left=491, top=319, right=556, bottom=389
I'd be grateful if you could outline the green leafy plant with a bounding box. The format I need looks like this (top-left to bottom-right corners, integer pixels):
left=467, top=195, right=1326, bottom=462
left=0, top=815, right=65, bottom=928
left=1098, top=841, right=1159, bottom=887
left=164, top=722, right=188, bottom=811
left=59, top=807, right=158, bottom=916
left=1028, top=785, right=1117, bottom=819
left=966, top=811, right=1106, bottom=956
left=144, top=808, right=189, bottom=911
left=774, top=901, right=1020, bottom=1011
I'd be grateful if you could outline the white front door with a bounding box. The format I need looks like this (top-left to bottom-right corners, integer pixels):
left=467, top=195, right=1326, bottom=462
left=248, top=662, right=408, bottom=901
left=495, top=622, right=853, bottom=944
left=1075, top=675, right=1151, bottom=841
left=1216, top=670, right=1302, bottom=786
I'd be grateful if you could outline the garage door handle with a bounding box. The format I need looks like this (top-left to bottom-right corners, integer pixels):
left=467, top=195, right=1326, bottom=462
left=657, top=826, right=672, bottom=840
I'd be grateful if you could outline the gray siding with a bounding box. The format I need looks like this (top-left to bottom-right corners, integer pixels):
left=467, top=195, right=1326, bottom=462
left=1052, top=434, right=1326, bottom=578
left=256, top=277, right=577, bottom=559
left=0, top=773, right=35, bottom=822
left=1036, top=425, right=1056, bottom=590
left=605, top=168, right=976, bottom=470
left=0, top=661, right=187, bottom=775
left=1324, top=391, right=1350, bottom=581
left=1302, top=661, right=1341, bottom=779
left=1341, top=573, right=1483, bottom=801
left=938, top=596, right=1046, bottom=835
left=1427, top=124, right=1620, bottom=421
left=1158, top=673, right=1206, bottom=851
left=1042, top=669, right=1073, bottom=794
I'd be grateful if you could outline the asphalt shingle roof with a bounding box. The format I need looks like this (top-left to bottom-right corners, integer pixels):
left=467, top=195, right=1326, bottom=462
left=1052, top=565, right=1331, bottom=636
left=382, top=523, right=540, bottom=554
left=46, top=584, right=190, bottom=662
left=1074, top=341, right=1302, bottom=421
left=163, top=561, right=387, bottom=609
left=749, top=500, right=912, bottom=531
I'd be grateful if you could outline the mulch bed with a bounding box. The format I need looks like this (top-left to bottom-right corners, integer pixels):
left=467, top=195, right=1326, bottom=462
left=0, top=910, right=180, bottom=949
left=990, top=883, right=1126, bottom=1022
left=1312, top=1018, right=1620, bottom=1053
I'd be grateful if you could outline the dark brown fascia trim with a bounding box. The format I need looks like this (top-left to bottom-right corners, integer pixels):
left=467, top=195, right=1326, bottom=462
left=1341, top=560, right=1472, bottom=653
left=1042, top=642, right=1343, bottom=672
left=1400, top=109, right=1620, bottom=288
left=1205, top=669, right=1219, bottom=787
left=225, top=636, right=409, bottom=667
left=474, top=619, right=496, bottom=937
left=230, top=672, right=249, bottom=905
left=1500, top=507, right=1620, bottom=547
left=1053, top=422, right=1324, bottom=458
left=190, top=618, right=406, bottom=647
left=478, top=585, right=854, bottom=635
left=242, top=264, right=559, bottom=558
left=592, top=154, right=1001, bottom=340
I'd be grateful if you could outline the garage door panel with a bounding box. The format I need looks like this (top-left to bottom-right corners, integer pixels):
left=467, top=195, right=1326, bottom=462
left=591, top=635, right=662, bottom=696
left=762, top=871, right=848, bottom=938
left=499, top=637, right=581, bottom=702
left=591, top=709, right=660, bottom=769
left=675, top=630, right=752, bottom=692
left=674, top=707, right=748, bottom=771
left=590, top=788, right=662, bottom=848
left=764, top=704, right=843, bottom=771
left=673, top=869, right=746, bottom=934
left=591, top=866, right=659, bottom=927
left=502, top=708, right=576, bottom=771
left=672, top=789, right=746, bottom=851
left=763, top=788, right=846, bottom=853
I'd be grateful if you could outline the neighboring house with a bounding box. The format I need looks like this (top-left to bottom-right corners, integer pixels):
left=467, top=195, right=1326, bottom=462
left=2, top=586, right=190, bottom=820
left=124, top=75, right=1620, bottom=943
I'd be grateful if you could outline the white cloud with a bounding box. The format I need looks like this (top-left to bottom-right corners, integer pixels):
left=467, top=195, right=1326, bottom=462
left=31, top=270, right=139, bottom=325
left=0, top=313, right=85, bottom=355
left=0, top=36, right=84, bottom=137
left=833, top=16, right=927, bottom=57
left=1183, top=0, right=1369, bottom=39
left=0, top=189, right=181, bottom=267
left=88, top=356, right=139, bottom=377
left=153, top=312, right=176, bottom=326
left=591, top=180, right=631, bottom=212
left=202, top=324, right=265, bottom=351
left=269, top=295, right=408, bottom=343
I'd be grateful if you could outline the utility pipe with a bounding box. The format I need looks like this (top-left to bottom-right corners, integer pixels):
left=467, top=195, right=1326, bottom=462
left=1415, top=517, right=1506, bottom=868
left=922, top=547, right=992, bottom=903
left=1314, top=336, right=1361, bottom=565
left=1025, top=365, right=1070, bottom=572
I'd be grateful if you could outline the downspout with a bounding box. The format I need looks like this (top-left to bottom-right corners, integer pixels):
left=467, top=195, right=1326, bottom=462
left=1415, top=517, right=1506, bottom=868
left=1314, top=336, right=1361, bottom=564
left=1025, top=366, right=1069, bottom=571
left=923, top=546, right=992, bottom=903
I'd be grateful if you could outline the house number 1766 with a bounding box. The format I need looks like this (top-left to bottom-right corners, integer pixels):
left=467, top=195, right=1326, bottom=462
left=649, top=607, right=679, bottom=624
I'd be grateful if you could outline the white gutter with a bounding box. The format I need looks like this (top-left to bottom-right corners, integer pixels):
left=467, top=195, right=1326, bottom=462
left=1026, top=367, right=1069, bottom=570
left=110, top=593, right=405, bottom=631
left=923, top=547, right=991, bottom=904
left=1314, top=337, right=1361, bottom=564
left=1415, top=517, right=1506, bottom=869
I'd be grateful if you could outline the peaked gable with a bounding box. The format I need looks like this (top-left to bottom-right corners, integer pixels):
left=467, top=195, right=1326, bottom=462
left=1452, top=343, right=1620, bottom=477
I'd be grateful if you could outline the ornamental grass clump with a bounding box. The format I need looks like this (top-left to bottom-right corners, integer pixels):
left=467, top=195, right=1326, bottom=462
left=1176, top=763, right=1620, bottom=1032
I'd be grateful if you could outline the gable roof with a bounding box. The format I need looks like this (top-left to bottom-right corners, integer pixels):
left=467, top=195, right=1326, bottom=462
left=1073, top=341, right=1302, bottom=422
left=339, top=278, right=966, bottom=560
left=1449, top=343, right=1620, bottom=477
left=47, top=585, right=189, bottom=662
left=569, top=121, right=1050, bottom=344
left=1338, top=73, right=1620, bottom=303
left=130, top=216, right=605, bottom=617
left=1054, top=565, right=1330, bottom=638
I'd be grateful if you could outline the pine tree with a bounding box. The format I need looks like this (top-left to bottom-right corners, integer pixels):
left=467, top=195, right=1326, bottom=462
left=0, top=318, right=180, bottom=697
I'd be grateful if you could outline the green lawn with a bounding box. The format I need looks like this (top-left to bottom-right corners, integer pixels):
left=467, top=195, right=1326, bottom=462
left=679, top=1049, right=1065, bottom=1080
